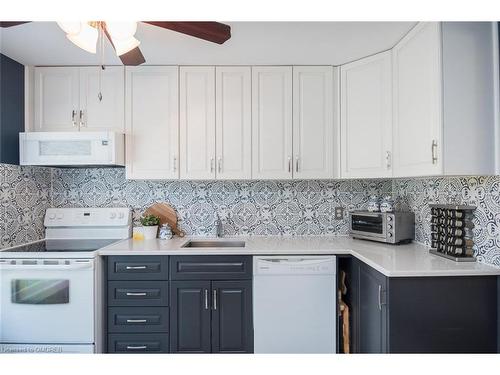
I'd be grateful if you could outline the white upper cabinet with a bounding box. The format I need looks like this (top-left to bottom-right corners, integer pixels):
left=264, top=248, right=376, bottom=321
left=293, top=66, right=335, bottom=179
left=34, top=67, right=79, bottom=131
left=392, top=23, right=443, bottom=177
left=34, top=66, right=124, bottom=132
left=215, top=66, right=252, bottom=180
left=341, top=51, right=392, bottom=178
left=252, top=66, right=293, bottom=180
left=79, top=66, right=125, bottom=132
left=179, top=67, right=216, bottom=180
left=125, top=66, right=179, bottom=180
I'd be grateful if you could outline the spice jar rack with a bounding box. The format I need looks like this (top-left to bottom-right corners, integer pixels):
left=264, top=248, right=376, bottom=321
left=429, top=204, right=476, bottom=262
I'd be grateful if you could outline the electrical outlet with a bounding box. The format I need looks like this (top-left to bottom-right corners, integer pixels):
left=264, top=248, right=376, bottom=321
left=335, top=207, right=344, bottom=220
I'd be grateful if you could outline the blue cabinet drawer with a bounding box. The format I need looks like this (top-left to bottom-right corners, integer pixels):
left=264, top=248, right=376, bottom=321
left=108, top=333, right=169, bottom=353
left=108, top=281, right=169, bottom=306
left=170, top=256, right=252, bottom=280
left=107, top=256, right=169, bottom=280
left=108, top=307, right=169, bottom=333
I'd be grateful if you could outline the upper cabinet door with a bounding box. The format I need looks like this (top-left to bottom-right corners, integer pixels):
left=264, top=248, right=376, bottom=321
left=79, top=66, right=125, bottom=132
left=293, top=66, right=335, bottom=179
left=215, top=67, right=252, bottom=180
left=180, top=67, right=216, bottom=180
left=393, top=22, right=443, bottom=177
left=340, top=52, right=393, bottom=179
left=125, top=66, right=179, bottom=180
left=252, top=66, right=293, bottom=180
left=34, top=67, right=79, bottom=131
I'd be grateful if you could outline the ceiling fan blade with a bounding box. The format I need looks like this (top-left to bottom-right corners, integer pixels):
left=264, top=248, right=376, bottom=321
left=0, top=21, right=31, bottom=28
left=119, top=47, right=146, bottom=66
left=103, top=26, right=145, bottom=66
left=143, top=22, right=231, bottom=44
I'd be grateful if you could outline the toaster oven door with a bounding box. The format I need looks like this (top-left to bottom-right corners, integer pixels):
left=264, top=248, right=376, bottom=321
left=350, top=213, right=386, bottom=239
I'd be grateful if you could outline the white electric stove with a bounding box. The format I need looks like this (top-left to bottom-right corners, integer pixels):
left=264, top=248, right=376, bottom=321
left=0, top=207, right=132, bottom=354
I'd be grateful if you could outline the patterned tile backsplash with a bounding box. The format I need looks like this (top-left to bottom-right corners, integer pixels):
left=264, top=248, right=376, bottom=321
left=1, top=164, right=499, bottom=267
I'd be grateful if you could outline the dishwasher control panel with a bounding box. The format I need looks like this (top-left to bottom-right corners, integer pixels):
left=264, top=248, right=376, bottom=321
left=253, top=256, right=336, bottom=275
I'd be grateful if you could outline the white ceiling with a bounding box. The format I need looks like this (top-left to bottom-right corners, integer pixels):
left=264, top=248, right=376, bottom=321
left=0, top=21, right=416, bottom=66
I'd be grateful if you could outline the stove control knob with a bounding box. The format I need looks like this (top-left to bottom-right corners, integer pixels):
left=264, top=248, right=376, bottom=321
left=387, top=224, right=393, bottom=230
left=387, top=216, right=393, bottom=222
left=388, top=232, right=393, bottom=238
left=49, top=213, right=56, bottom=220
left=110, top=212, right=117, bottom=219
left=118, top=212, right=125, bottom=219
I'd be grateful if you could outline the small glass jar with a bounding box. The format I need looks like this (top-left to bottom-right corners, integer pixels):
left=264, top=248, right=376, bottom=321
left=380, top=195, right=394, bottom=213
left=367, top=195, right=380, bottom=212
left=158, top=223, right=173, bottom=240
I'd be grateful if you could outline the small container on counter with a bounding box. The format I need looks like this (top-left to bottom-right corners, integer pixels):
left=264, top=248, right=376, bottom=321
left=159, top=223, right=173, bottom=240
left=367, top=195, right=380, bottom=212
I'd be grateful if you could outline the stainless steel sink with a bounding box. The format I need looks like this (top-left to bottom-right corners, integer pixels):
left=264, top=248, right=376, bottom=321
left=181, top=240, right=246, bottom=248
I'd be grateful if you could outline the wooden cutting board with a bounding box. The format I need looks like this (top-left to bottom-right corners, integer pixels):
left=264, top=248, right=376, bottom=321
left=144, top=203, right=185, bottom=237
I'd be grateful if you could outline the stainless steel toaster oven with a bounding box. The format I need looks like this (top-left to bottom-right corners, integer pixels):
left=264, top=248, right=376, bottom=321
left=349, top=211, right=415, bottom=244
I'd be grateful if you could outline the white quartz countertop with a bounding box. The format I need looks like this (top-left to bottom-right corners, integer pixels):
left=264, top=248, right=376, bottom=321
left=98, top=236, right=500, bottom=277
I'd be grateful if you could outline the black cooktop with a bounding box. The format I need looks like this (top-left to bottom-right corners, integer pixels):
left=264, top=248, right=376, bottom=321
left=2, top=239, right=119, bottom=253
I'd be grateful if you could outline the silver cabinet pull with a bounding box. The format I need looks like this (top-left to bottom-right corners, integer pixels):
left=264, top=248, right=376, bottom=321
left=218, top=157, right=222, bottom=174
left=71, top=110, right=77, bottom=127
left=79, top=110, right=85, bottom=127
left=125, top=265, right=147, bottom=270
left=210, top=158, right=215, bottom=173
left=126, top=319, right=147, bottom=323
left=295, top=157, right=299, bottom=173
left=385, top=151, right=391, bottom=169
left=288, top=157, right=292, bottom=173
left=126, top=345, right=147, bottom=350
left=204, top=289, right=209, bottom=310
left=126, top=292, right=147, bottom=296
left=431, top=140, right=438, bottom=164
left=173, top=156, right=177, bottom=173
left=213, top=289, right=217, bottom=310
left=378, top=285, right=386, bottom=311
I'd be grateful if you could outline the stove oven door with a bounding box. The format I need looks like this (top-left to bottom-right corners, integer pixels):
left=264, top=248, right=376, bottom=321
left=0, top=259, right=94, bottom=345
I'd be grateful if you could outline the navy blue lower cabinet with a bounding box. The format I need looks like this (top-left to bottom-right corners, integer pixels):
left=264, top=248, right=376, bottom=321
left=108, top=333, right=169, bottom=353
left=340, top=257, right=498, bottom=353
left=211, top=280, right=253, bottom=353
left=170, top=281, right=212, bottom=353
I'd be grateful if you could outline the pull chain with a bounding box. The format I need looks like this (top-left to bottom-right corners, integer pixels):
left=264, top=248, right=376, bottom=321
left=98, top=23, right=104, bottom=102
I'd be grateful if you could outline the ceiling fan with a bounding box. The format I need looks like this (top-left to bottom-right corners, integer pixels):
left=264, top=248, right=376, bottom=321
left=0, top=21, right=231, bottom=65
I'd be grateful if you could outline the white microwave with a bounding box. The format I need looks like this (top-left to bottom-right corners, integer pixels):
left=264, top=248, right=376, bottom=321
left=19, top=131, right=125, bottom=167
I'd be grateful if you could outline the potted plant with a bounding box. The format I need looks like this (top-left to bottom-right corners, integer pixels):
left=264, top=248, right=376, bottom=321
left=140, top=214, right=160, bottom=239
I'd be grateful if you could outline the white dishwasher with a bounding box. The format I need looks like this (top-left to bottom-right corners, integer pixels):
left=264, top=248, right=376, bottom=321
left=253, top=256, right=336, bottom=353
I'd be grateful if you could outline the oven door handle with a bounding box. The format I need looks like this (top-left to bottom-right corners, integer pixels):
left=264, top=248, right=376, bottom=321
left=0, top=263, right=93, bottom=271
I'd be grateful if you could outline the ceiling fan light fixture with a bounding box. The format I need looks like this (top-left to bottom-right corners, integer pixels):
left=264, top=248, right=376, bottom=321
left=105, top=21, right=137, bottom=40
left=112, top=36, right=140, bottom=56
left=66, top=23, right=98, bottom=54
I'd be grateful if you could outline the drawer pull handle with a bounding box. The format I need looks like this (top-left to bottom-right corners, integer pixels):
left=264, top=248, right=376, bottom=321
left=126, top=345, right=147, bottom=350
left=213, top=289, right=217, bottom=310
left=126, top=292, right=147, bottom=296
left=204, top=289, right=209, bottom=310
left=126, top=319, right=148, bottom=323
left=125, top=266, right=147, bottom=270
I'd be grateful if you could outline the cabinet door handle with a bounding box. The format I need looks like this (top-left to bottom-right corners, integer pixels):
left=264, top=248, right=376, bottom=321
left=218, top=157, right=222, bottom=174
left=385, top=151, right=391, bottom=169
left=173, top=156, right=177, bottom=173
left=210, top=158, right=215, bottom=173
left=378, top=285, right=386, bottom=311
left=126, top=292, right=147, bottom=296
left=126, top=345, right=147, bottom=350
left=213, top=289, right=217, bottom=310
left=295, top=157, right=299, bottom=173
left=79, top=110, right=85, bottom=127
left=288, top=157, right=292, bottom=173
left=125, top=265, right=147, bottom=270
left=71, top=110, right=77, bottom=127
left=204, top=289, right=209, bottom=310
left=126, top=319, right=147, bottom=323
left=431, top=140, right=438, bottom=164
